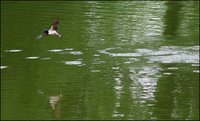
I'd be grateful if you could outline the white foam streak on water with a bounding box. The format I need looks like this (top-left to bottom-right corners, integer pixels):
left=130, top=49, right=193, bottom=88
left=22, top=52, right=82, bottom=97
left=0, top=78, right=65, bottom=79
left=94, top=54, right=100, bottom=57
left=47, top=49, right=83, bottom=56
left=69, top=51, right=83, bottom=55
left=25, top=57, right=40, bottom=60
left=5, top=49, right=23, bottom=53
left=191, top=64, right=199, bottom=67
left=98, top=48, right=141, bottom=57
left=91, top=70, right=100, bottom=73
left=193, top=70, right=199, bottom=73
left=112, top=67, right=120, bottom=70
left=168, top=67, right=178, bottom=70
left=112, top=113, right=124, bottom=118
left=41, top=57, right=51, bottom=60
left=109, top=53, right=141, bottom=57
left=1, top=66, right=8, bottom=69
left=136, top=46, right=199, bottom=56
left=147, top=54, right=198, bottom=64
left=48, top=49, right=63, bottom=53
left=64, top=48, right=73, bottom=50
left=99, top=46, right=199, bottom=64
left=64, top=61, right=82, bottom=65
left=163, top=73, right=172, bottom=75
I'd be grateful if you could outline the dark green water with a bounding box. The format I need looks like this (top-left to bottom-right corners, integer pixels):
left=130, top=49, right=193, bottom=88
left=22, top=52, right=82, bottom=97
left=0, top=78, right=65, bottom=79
left=1, top=1, right=199, bottom=120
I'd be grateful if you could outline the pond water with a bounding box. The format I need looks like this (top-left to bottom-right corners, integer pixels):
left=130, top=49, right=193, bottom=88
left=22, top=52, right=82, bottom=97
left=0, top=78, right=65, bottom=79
left=1, top=1, right=199, bottom=120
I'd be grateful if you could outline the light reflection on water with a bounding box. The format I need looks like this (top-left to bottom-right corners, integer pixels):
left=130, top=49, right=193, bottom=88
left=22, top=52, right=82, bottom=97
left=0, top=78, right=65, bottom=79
left=1, top=66, right=8, bottom=69
left=5, top=49, right=23, bottom=53
left=64, top=60, right=83, bottom=66
left=112, top=66, right=124, bottom=118
left=98, top=46, right=199, bottom=64
left=25, top=56, right=40, bottom=60
left=129, top=65, right=161, bottom=100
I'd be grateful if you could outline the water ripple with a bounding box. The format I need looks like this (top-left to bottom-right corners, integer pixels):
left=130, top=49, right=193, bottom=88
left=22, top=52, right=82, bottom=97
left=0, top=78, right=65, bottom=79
left=64, top=61, right=83, bottom=66
left=69, top=51, right=83, bottom=55
left=99, top=46, right=199, bottom=64
left=91, top=70, right=100, bottom=73
left=25, top=56, right=40, bottom=60
left=129, top=66, right=161, bottom=100
left=48, top=49, right=63, bottom=53
left=1, top=66, right=8, bottom=69
left=5, top=49, right=23, bottom=53
left=41, top=57, right=51, bottom=60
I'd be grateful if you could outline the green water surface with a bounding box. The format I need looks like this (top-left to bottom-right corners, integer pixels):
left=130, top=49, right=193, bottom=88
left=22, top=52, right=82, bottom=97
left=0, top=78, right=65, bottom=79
left=1, top=1, right=199, bottom=120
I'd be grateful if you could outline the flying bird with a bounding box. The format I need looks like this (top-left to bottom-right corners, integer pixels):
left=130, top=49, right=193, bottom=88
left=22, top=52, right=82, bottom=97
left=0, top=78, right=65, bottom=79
left=36, top=18, right=61, bottom=39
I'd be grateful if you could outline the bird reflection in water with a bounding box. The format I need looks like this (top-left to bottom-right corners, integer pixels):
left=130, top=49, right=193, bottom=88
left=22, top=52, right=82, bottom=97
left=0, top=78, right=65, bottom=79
left=38, top=89, right=62, bottom=119
left=49, top=94, right=62, bottom=119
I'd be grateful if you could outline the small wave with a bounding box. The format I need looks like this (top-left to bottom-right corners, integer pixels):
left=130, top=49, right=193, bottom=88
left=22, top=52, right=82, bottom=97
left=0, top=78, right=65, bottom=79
left=94, top=54, right=100, bottom=57
left=168, top=67, right=178, bottom=70
left=41, top=57, right=51, bottom=60
left=64, top=61, right=82, bottom=65
left=109, top=53, right=141, bottom=57
left=91, top=70, right=100, bottom=73
left=99, top=46, right=199, bottom=63
left=147, top=54, right=198, bottom=64
left=193, top=70, right=199, bottom=73
left=25, top=56, right=40, bottom=60
left=192, top=64, right=199, bottom=67
left=48, top=49, right=63, bottom=53
left=1, top=66, right=8, bottom=69
left=112, top=113, right=124, bottom=118
left=5, top=49, right=23, bottom=53
left=64, top=48, right=73, bottom=50
left=163, top=72, right=172, bottom=75
left=69, top=51, right=83, bottom=55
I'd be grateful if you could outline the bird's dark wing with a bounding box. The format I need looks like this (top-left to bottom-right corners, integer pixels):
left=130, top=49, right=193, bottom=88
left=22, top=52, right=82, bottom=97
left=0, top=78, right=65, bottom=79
left=52, top=18, right=60, bottom=30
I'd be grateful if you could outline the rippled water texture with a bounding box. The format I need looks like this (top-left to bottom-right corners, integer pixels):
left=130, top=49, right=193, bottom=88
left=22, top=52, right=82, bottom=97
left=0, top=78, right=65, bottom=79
left=1, top=1, right=199, bottom=120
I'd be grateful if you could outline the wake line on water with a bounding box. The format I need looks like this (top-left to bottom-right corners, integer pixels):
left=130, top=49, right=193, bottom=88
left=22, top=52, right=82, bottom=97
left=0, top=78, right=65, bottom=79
left=36, top=34, right=43, bottom=40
